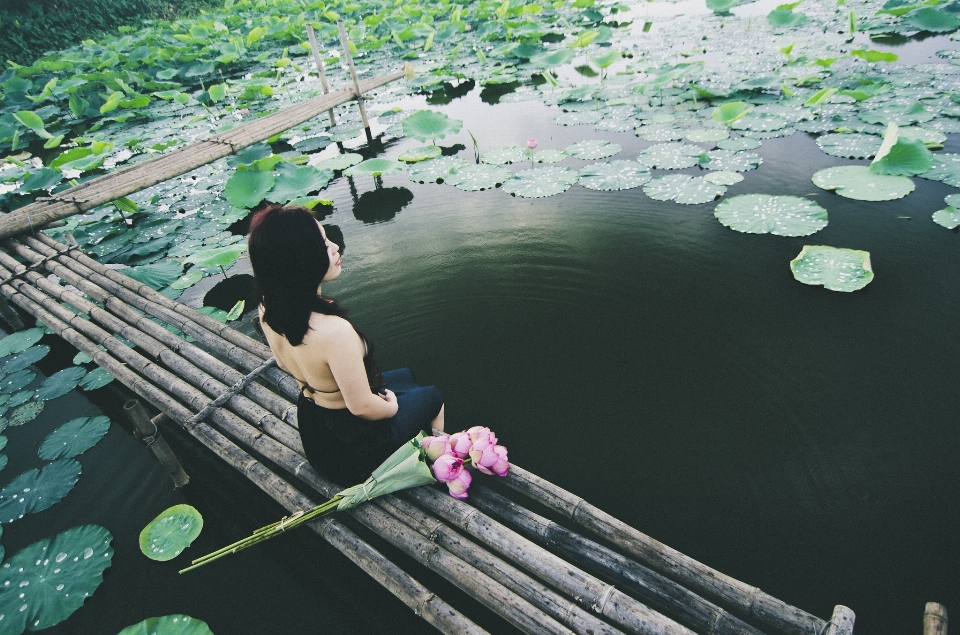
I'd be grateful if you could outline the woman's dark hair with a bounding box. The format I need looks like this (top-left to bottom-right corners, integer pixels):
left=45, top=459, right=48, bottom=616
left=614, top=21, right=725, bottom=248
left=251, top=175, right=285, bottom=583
left=248, top=205, right=347, bottom=346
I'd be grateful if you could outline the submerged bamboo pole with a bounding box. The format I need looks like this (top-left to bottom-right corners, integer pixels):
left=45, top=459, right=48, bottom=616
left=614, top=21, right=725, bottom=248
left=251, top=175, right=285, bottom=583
left=337, top=21, right=372, bottom=142
left=124, top=399, right=190, bottom=488
left=306, top=24, right=336, bottom=126
left=825, top=606, right=855, bottom=635
left=925, top=604, right=947, bottom=635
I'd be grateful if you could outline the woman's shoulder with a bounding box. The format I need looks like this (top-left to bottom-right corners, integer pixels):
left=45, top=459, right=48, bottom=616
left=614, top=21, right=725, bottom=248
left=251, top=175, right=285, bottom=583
left=306, top=312, right=354, bottom=342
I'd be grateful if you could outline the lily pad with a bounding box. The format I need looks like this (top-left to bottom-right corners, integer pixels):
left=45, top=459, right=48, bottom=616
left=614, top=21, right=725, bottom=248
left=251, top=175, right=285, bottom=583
left=731, top=113, right=790, bottom=132
left=139, top=504, right=204, bottom=561
left=502, top=166, right=578, bottom=198
left=122, top=261, right=184, bottom=290
left=117, top=615, right=214, bottom=635
left=564, top=140, right=622, bottom=160
left=577, top=161, right=652, bottom=191
left=0, top=370, right=37, bottom=394
left=266, top=166, right=333, bottom=204
left=634, top=124, right=685, bottom=142
left=311, top=153, right=363, bottom=171
left=533, top=149, right=569, bottom=163
left=554, top=111, right=603, bottom=126
left=790, top=246, right=874, bottom=292
left=170, top=270, right=204, bottom=290
left=0, top=524, right=113, bottom=632
left=904, top=7, right=960, bottom=33
left=704, top=171, right=744, bottom=186
left=699, top=150, right=762, bottom=172
left=444, top=164, right=513, bottom=191
left=717, top=137, right=762, bottom=152
left=184, top=244, right=247, bottom=268
left=0, top=459, right=82, bottom=523
left=0, top=346, right=50, bottom=374
left=407, top=156, right=470, bottom=184
left=870, top=138, right=934, bottom=176
left=223, top=169, right=275, bottom=209
left=38, top=416, right=111, bottom=461
left=920, top=153, right=960, bottom=186
left=932, top=206, right=960, bottom=229
left=0, top=455, right=6, bottom=474
left=79, top=368, right=114, bottom=391
left=685, top=128, right=730, bottom=143
left=715, top=194, right=829, bottom=236
left=398, top=145, right=442, bottom=163
left=36, top=367, right=88, bottom=402
left=7, top=390, right=35, bottom=408
left=637, top=143, right=704, bottom=170
left=643, top=175, right=726, bottom=204
left=712, top=101, right=753, bottom=125
left=401, top=110, right=463, bottom=142
left=9, top=401, right=44, bottom=427
left=481, top=146, right=528, bottom=165
left=816, top=133, right=882, bottom=159
left=0, top=328, right=46, bottom=359
left=343, top=159, right=405, bottom=178
left=812, top=165, right=915, bottom=201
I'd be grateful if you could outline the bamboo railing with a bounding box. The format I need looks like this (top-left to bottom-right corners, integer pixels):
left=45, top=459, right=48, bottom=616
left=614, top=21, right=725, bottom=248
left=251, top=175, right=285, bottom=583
left=0, top=233, right=856, bottom=635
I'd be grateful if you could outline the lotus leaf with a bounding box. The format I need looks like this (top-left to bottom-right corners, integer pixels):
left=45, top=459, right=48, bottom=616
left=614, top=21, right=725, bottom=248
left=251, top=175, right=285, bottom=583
left=870, top=139, right=934, bottom=176
left=714, top=194, right=829, bottom=236
left=0, top=455, right=6, bottom=474
left=184, top=245, right=247, bottom=268
left=699, top=150, right=762, bottom=172
left=9, top=401, right=44, bottom=427
left=0, top=329, right=45, bottom=358
left=502, top=166, right=578, bottom=198
left=7, top=391, right=35, bottom=408
left=707, top=0, right=739, bottom=14
left=481, top=147, right=528, bottom=165
left=266, top=166, right=333, bottom=204
left=577, top=161, right=652, bottom=191
left=897, top=127, right=946, bottom=149
left=344, top=159, right=405, bottom=178
left=530, top=48, right=576, bottom=68
left=712, top=102, right=753, bottom=126
left=22, top=168, right=63, bottom=193
left=139, top=504, right=204, bottom=561
left=291, top=135, right=331, bottom=153
left=533, top=150, right=569, bottom=163
left=117, top=615, right=214, bottom=635
left=79, top=368, right=114, bottom=391
left=705, top=171, right=745, bottom=186
left=920, top=153, right=960, bottom=186
left=595, top=118, right=639, bottom=133
left=312, top=153, right=363, bottom=171
left=36, top=367, right=87, bottom=402
left=932, top=206, right=960, bottom=229
left=326, top=123, right=363, bottom=143
left=0, top=524, right=113, bottom=631
left=904, top=7, right=960, bottom=32
left=0, top=459, right=81, bottom=523
left=790, top=246, right=874, bottom=292
left=170, top=270, right=204, bottom=290
left=445, top=164, right=513, bottom=191
left=0, top=370, right=37, bottom=394
left=407, top=156, right=470, bottom=184
left=637, top=143, right=704, bottom=170
left=226, top=144, right=272, bottom=168
left=398, top=146, right=442, bottom=163
left=717, top=137, right=762, bottom=152
left=812, top=165, right=915, bottom=201
left=816, top=133, right=882, bottom=159
left=635, top=124, right=685, bottom=142
left=224, top=169, right=275, bottom=209
left=288, top=198, right=333, bottom=211
left=122, top=261, right=184, bottom=290
left=554, top=111, right=603, bottom=127
left=564, top=140, right=622, bottom=160
left=1, top=346, right=50, bottom=374
left=401, top=110, right=463, bottom=142
left=643, top=175, right=727, bottom=204
left=860, top=103, right=935, bottom=126
left=731, top=113, right=790, bottom=132
left=767, top=8, right=807, bottom=28
left=685, top=128, right=730, bottom=143
left=38, top=415, right=110, bottom=461
left=0, top=436, right=6, bottom=452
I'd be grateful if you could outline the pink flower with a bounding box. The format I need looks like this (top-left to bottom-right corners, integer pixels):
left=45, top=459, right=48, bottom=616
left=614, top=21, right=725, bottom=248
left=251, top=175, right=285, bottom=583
left=446, top=468, right=472, bottom=499
left=526, top=138, right=538, bottom=150
left=490, top=445, right=509, bottom=477
left=448, top=432, right=472, bottom=458
left=467, top=426, right=496, bottom=449
left=420, top=436, right=450, bottom=461
left=469, top=445, right=499, bottom=475
left=431, top=454, right=463, bottom=483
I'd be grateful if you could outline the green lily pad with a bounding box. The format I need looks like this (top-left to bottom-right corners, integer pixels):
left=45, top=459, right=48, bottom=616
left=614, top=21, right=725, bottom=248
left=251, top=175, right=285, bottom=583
left=920, top=153, right=960, bottom=186
left=0, top=370, right=37, bottom=394
left=533, top=149, right=569, bottom=163
left=401, top=110, right=463, bottom=143
left=932, top=206, right=960, bottom=229
left=122, top=261, right=184, bottom=290
left=904, top=7, right=960, bottom=32
left=0, top=436, right=6, bottom=452
left=685, top=128, right=730, bottom=143
left=326, top=123, right=363, bottom=143
left=717, top=137, right=762, bottom=151
left=502, top=166, right=578, bottom=198
left=859, top=102, right=935, bottom=126
left=699, top=150, right=762, bottom=172
left=870, top=138, right=934, bottom=176
left=0, top=459, right=82, bottom=523
left=266, top=165, right=333, bottom=204
left=117, top=615, right=214, bottom=635
left=444, top=164, right=513, bottom=191
left=9, top=401, right=44, bottom=427
left=0, top=455, right=6, bottom=474
left=715, top=194, right=828, bottom=236
left=0, top=346, right=50, bottom=374
left=36, top=367, right=88, bottom=402
left=22, top=168, right=63, bottom=193
left=577, top=161, right=652, bottom=191
left=730, top=113, right=790, bottom=132
left=554, top=111, right=603, bottom=126
left=790, top=246, right=874, bottom=292
left=139, top=504, right=204, bottom=561
left=767, top=8, right=807, bottom=28
left=39, top=416, right=111, bottom=461
left=634, top=123, right=685, bottom=142
left=812, top=165, right=915, bottom=201
left=79, top=368, right=114, bottom=391
left=311, top=153, right=363, bottom=171
left=343, top=159, right=405, bottom=178
left=0, top=328, right=45, bottom=358
left=224, top=169, right=275, bottom=209
left=7, top=390, right=35, bottom=408
left=897, top=127, right=946, bottom=149
left=816, top=133, right=882, bottom=159
left=407, top=156, right=470, bottom=184
left=637, top=142, right=704, bottom=169
left=184, top=244, right=247, bottom=268
left=481, top=146, right=529, bottom=165
left=643, top=175, right=727, bottom=204
left=707, top=0, right=738, bottom=13
left=564, top=140, right=622, bottom=160
left=398, top=145, right=442, bottom=163
left=712, top=101, right=753, bottom=126
left=0, top=525, right=113, bottom=631
left=704, top=171, right=744, bottom=186
left=530, top=48, right=576, bottom=69
left=170, top=270, right=204, bottom=290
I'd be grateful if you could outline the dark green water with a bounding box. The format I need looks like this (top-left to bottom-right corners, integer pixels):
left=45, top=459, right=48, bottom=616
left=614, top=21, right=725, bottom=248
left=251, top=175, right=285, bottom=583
left=3, top=38, right=960, bottom=635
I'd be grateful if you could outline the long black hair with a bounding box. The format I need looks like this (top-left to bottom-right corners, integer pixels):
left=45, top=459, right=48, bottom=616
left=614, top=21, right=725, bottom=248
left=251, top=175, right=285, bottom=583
left=248, top=205, right=348, bottom=346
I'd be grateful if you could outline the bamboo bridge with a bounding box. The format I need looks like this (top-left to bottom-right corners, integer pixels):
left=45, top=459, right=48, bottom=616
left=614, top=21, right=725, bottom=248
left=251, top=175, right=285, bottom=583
left=0, top=47, right=860, bottom=634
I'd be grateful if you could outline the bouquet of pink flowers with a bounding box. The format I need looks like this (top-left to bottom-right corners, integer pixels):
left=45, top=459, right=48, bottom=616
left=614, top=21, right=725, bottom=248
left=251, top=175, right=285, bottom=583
left=421, top=426, right=509, bottom=499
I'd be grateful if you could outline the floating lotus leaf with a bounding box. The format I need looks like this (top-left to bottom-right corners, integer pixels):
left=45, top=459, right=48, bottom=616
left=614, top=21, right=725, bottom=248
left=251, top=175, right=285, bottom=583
left=643, top=175, right=726, bottom=205
left=577, top=161, right=652, bottom=191
left=36, top=367, right=87, bottom=402
left=326, top=123, right=363, bottom=143
left=9, top=401, right=44, bottom=427
left=481, top=146, right=528, bottom=165
left=502, top=166, right=578, bottom=198
left=530, top=48, right=576, bottom=69
left=870, top=139, right=934, bottom=176
left=170, top=270, right=204, bottom=290
left=0, top=328, right=45, bottom=359
left=945, top=194, right=960, bottom=208
left=634, top=124, right=685, bottom=142
left=407, top=156, right=470, bottom=183
left=564, top=140, right=622, bottom=160
left=223, top=169, right=275, bottom=209
left=38, top=415, right=110, bottom=461
left=226, top=143, right=271, bottom=168
left=920, top=153, right=960, bottom=186
left=122, top=261, right=184, bottom=290
left=0, top=524, right=113, bottom=632
left=117, top=615, right=214, bottom=635
left=790, top=246, right=874, bottom=292
left=1, top=346, right=50, bottom=374
left=0, top=436, right=6, bottom=451
left=0, top=459, right=81, bottom=523
left=717, top=137, right=762, bottom=152
left=287, top=198, right=332, bottom=212
left=311, top=153, right=363, bottom=171
left=714, top=194, right=828, bottom=236
left=859, top=102, right=935, bottom=126
left=904, top=7, right=960, bottom=32
left=22, top=168, right=63, bottom=193
left=897, top=127, right=945, bottom=149
left=699, top=150, right=762, bottom=172
left=705, top=171, right=744, bottom=186
left=533, top=149, right=568, bottom=163
left=707, top=0, right=739, bottom=14
left=0, top=370, right=36, bottom=394
left=79, top=368, right=114, bottom=391
left=445, top=164, right=513, bottom=191
left=767, top=8, right=807, bottom=28
left=398, top=145, right=442, bottom=163
left=291, top=135, right=331, bottom=153
left=595, top=118, right=639, bottom=133
left=712, top=102, right=753, bottom=125
left=812, top=165, right=915, bottom=201
left=816, top=133, right=882, bottom=159
left=139, top=504, right=204, bottom=561
left=637, top=143, right=704, bottom=170
left=184, top=244, right=247, bottom=268
left=401, top=110, right=463, bottom=142
left=0, top=455, right=6, bottom=474
left=266, top=166, right=333, bottom=204
left=7, top=390, right=34, bottom=408
left=932, top=206, right=960, bottom=229
left=685, top=128, right=730, bottom=143
left=554, top=111, right=603, bottom=126
left=730, top=113, right=790, bottom=132
left=343, top=159, right=405, bottom=178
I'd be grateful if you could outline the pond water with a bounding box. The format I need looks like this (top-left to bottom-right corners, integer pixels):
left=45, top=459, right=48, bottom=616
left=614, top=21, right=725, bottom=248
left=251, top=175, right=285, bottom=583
left=2, top=3, right=960, bottom=635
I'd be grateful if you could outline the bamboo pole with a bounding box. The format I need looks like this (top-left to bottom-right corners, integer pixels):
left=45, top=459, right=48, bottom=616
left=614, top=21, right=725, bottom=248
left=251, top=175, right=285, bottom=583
left=306, top=24, right=336, bottom=126
left=0, top=296, right=25, bottom=331
left=925, top=604, right=947, bottom=635
left=337, top=21, right=372, bottom=143
left=825, top=606, right=855, bottom=635
left=124, top=399, right=190, bottom=487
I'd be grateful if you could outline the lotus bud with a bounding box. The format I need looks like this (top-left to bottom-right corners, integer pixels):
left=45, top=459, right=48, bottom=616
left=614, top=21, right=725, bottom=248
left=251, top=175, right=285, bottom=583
left=526, top=138, right=538, bottom=150
left=446, top=468, right=473, bottom=499
left=420, top=436, right=450, bottom=461
left=491, top=445, right=509, bottom=477
left=470, top=446, right=500, bottom=475
left=448, top=432, right=472, bottom=458
left=431, top=454, right=463, bottom=483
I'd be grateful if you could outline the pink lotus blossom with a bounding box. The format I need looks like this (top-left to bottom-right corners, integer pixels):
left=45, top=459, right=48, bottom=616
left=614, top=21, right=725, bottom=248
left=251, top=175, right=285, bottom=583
left=526, top=138, right=538, bottom=150
left=446, top=468, right=472, bottom=499
left=490, top=445, right=509, bottom=477
left=447, top=432, right=472, bottom=458
left=431, top=454, right=463, bottom=483
left=420, top=436, right=450, bottom=461
left=467, top=426, right=496, bottom=449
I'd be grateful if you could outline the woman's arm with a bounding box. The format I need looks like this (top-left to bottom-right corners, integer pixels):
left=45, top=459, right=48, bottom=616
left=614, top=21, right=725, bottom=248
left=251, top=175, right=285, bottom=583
left=320, top=318, right=398, bottom=420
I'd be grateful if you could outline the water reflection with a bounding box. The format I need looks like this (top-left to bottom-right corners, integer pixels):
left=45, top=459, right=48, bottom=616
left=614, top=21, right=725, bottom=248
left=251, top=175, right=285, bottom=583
left=426, top=79, right=476, bottom=105
left=479, top=81, right=520, bottom=104
left=352, top=186, right=414, bottom=224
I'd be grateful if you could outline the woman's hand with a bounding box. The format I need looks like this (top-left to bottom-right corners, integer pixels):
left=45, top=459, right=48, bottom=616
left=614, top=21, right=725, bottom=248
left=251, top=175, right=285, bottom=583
left=378, top=389, right=399, bottom=417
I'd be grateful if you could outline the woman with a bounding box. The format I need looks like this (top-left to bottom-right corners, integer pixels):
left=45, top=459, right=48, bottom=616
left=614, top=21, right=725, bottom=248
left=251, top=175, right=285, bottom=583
left=248, top=205, right=445, bottom=485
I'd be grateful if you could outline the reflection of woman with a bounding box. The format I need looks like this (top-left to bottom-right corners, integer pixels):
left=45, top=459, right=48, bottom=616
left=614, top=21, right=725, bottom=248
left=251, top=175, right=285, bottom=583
left=249, top=205, right=444, bottom=484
